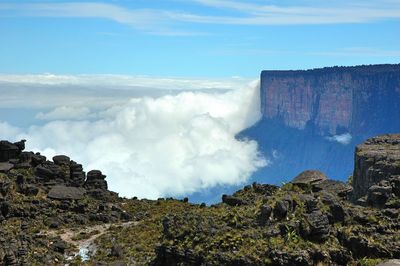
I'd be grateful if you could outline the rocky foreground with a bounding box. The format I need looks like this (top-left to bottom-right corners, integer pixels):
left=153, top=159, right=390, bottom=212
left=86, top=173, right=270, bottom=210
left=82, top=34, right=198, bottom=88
left=0, top=135, right=399, bottom=265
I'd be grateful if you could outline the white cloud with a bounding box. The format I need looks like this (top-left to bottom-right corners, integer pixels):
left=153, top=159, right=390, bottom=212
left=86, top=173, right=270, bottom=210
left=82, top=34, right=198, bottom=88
left=0, top=74, right=251, bottom=109
left=326, top=133, right=352, bottom=145
left=0, top=1, right=399, bottom=35
left=36, top=106, right=93, bottom=121
left=8, top=80, right=266, bottom=199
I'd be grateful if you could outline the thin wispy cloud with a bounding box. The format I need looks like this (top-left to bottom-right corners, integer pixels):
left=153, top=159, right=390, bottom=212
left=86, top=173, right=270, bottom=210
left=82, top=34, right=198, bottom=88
left=1, top=1, right=400, bottom=35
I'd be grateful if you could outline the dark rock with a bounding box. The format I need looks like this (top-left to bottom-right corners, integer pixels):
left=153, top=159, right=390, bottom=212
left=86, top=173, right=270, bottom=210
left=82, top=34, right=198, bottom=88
left=110, top=245, right=123, bottom=258
left=21, top=184, right=39, bottom=196
left=52, top=155, right=70, bottom=165
left=0, top=140, right=20, bottom=162
left=302, top=211, right=330, bottom=242
left=35, top=163, right=62, bottom=181
left=367, top=185, right=392, bottom=207
left=48, top=185, right=85, bottom=200
left=221, top=195, right=247, bottom=206
left=273, top=200, right=288, bottom=219
left=84, top=170, right=108, bottom=190
left=31, top=153, right=46, bottom=166
left=51, top=239, right=66, bottom=253
left=258, top=204, right=272, bottom=225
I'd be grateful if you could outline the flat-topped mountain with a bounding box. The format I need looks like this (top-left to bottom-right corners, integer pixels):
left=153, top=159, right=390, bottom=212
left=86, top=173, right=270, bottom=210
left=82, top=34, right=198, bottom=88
left=260, top=64, right=400, bottom=137
left=0, top=135, right=399, bottom=265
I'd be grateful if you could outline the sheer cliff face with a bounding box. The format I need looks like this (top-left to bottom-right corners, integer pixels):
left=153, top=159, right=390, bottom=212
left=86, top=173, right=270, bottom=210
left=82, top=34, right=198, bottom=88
left=260, top=64, right=400, bottom=137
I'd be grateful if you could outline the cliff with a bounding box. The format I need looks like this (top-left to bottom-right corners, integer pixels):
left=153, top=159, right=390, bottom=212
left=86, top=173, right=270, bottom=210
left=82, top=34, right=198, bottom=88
left=0, top=135, right=399, bottom=265
left=352, top=134, right=400, bottom=201
left=260, top=64, right=400, bottom=137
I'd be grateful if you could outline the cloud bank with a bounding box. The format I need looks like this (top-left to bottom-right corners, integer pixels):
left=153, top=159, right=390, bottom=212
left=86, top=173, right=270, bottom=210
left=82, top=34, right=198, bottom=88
left=0, top=75, right=266, bottom=199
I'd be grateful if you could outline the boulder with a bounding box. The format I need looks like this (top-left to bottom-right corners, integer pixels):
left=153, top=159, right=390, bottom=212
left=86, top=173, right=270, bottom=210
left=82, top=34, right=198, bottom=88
left=48, top=185, right=85, bottom=200
left=273, top=200, right=288, bottom=219
left=291, top=170, right=328, bottom=188
left=221, top=195, right=247, bottom=206
left=302, top=211, right=330, bottom=242
left=84, top=170, right=108, bottom=190
left=52, top=155, right=70, bottom=166
left=0, top=162, right=13, bottom=173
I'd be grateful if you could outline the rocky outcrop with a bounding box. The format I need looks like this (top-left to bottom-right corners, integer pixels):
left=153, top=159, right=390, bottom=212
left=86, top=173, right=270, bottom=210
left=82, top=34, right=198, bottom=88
left=353, top=134, right=400, bottom=202
left=260, top=64, right=400, bottom=137
left=0, top=135, right=399, bottom=265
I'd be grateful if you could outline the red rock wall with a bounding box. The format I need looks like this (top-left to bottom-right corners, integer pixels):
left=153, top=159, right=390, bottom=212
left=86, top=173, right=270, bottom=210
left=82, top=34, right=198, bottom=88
left=260, top=64, right=400, bottom=136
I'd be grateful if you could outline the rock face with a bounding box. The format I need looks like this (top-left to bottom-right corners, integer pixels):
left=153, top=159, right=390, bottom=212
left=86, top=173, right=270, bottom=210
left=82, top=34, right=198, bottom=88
left=260, top=64, right=400, bottom=137
left=353, top=134, right=400, bottom=200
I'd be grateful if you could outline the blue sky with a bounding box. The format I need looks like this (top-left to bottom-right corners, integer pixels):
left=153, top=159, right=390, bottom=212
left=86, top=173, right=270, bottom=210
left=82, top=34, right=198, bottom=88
left=0, top=0, right=399, bottom=77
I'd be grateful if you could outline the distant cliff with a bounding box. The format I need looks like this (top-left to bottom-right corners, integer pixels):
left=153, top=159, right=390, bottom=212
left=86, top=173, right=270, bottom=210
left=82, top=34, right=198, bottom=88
left=260, top=64, right=400, bottom=137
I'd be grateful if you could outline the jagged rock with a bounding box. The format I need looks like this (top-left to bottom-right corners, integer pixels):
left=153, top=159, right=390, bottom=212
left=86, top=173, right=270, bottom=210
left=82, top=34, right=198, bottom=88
left=291, top=170, right=328, bottom=188
left=221, top=194, right=247, bottom=206
left=48, top=185, right=85, bottom=200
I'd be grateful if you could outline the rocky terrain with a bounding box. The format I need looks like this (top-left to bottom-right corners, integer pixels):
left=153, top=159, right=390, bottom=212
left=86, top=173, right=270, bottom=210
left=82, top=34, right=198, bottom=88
left=260, top=64, right=400, bottom=137
left=0, top=134, right=399, bottom=265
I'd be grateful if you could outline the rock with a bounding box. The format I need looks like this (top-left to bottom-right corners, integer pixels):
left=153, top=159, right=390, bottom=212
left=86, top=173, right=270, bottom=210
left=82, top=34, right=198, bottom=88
left=110, top=245, right=123, bottom=258
left=378, top=260, right=400, bottom=266
left=302, top=211, right=330, bottom=242
left=258, top=204, right=272, bottom=225
left=51, top=239, right=66, bottom=253
left=35, top=163, right=62, bottom=181
left=0, top=162, right=13, bottom=173
left=221, top=195, right=247, bottom=206
left=291, top=170, right=328, bottom=188
left=273, top=200, right=288, bottom=219
left=313, top=179, right=352, bottom=198
left=367, top=185, right=392, bottom=207
left=52, top=155, right=70, bottom=165
left=48, top=185, right=85, bottom=200
left=0, top=140, right=21, bottom=162
left=21, top=184, right=39, bottom=196
left=31, top=153, right=46, bottom=166
left=353, top=134, right=400, bottom=199
left=84, top=170, right=108, bottom=190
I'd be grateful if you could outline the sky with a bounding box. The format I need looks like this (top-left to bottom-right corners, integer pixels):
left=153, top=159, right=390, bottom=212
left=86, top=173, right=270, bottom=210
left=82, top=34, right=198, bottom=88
left=0, top=0, right=399, bottom=200
left=0, top=0, right=399, bottom=76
